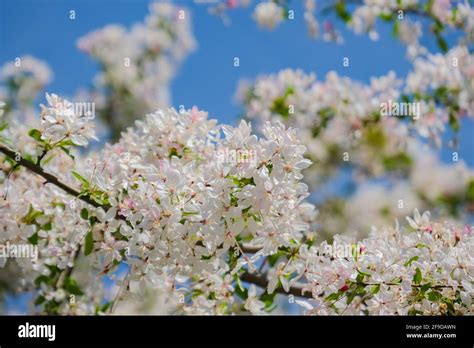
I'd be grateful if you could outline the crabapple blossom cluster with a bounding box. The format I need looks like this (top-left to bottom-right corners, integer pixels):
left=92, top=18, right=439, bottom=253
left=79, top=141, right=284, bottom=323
left=238, top=44, right=474, bottom=168
left=347, top=0, right=474, bottom=53
left=293, top=209, right=474, bottom=315
left=203, top=0, right=325, bottom=40
left=0, top=55, right=52, bottom=123
left=253, top=1, right=285, bottom=30
left=77, top=2, right=196, bottom=139
left=317, top=141, right=474, bottom=239
left=77, top=107, right=316, bottom=314
left=39, top=93, right=98, bottom=147
left=0, top=93, right=473, bottom=315
left=236, top=44, right=474, bottom=237
left=0, top=94, right=317, bottom=314
left=238, top=69, right=433, bottom=180
left=1, top=2, right=473, bottom=317
left=406, top=45, right=474, bottom=124
left=207, top=0, right=474, bottom=58
left=0, top=124, right=103, bottom=313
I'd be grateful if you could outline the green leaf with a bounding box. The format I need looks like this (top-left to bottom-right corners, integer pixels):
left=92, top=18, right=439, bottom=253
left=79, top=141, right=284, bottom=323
left=392, top=21, right=399, bottom=38
left=371, top=284, right=381, bottom=294
left=88, top=215, right=98, bottom=226
left=357, top=269, right=371, bottom=277
left=56, top=139, right=75, bottom=148
left=42, top=221, right=53, bottom=231
left=466, top=180, right=474, bottom=203
left=168, top=147, right=180, bottom=159
left=325, top=290, right=344, bottom=302
left=230, top=176, right=255, bottom=188
left=34, top=275, right=50, bottom=287
left=434, top=86, right=448, bottom=100
left=34, top=295, right=46, bottom=306
left=42, top=154, right=56, bottom=166
left=0, top=122, right=8, bottom=132
left=84, top=230, right=94, bottom=256
left=451, top=7, right=458, bottom=22
left=260, top=291, right=277, bottom=312
left=404, top=256, right=419, bottom=267
left=64, top=277, right=84, bottom=296
left=391, top=277, right=402, bottom=284
left=448, top=113, right=460, bottom=132
left=364, top=125, right=386, bottom=149
left=80, top=208, right=89, bottom=220
left=432, top=18, right=444, bottom=34
left=415, top=243, right=429, bottom=249
left=268, top=253, right=281, bottom=267
left=420, top=283, right=431, bottom=293
left=235, top=276, right=245, bottom=292
left=427, top=291, right=442, bottom=302
left=436, top=36, right=448, bottom=53
left=413, top=267, right=422, bottom=285
left=60, top=146, right=75, bottom=160
left=346, top=291, right=357, bottom=305
left=234, top=279, right=248, bottom=300
left=311, top=108, right=336, bottom=137
left=271, top=97, right=290, bottom=118
left=379, top=12, right=393, bottom=21
left=335, top=0, right=352, bottom=22
left=269, top=87, right=294, bottom=118
left=22, top=205, right=43, bottom=224
left=100, top=301, right=112, bottom=313
left=27, top=232, right=39, bottom=245
left=28, top=129, right=42, bottom=142
left=382, top=152, right=412, bottom=172
left=72, top=171, right=90, bottom=189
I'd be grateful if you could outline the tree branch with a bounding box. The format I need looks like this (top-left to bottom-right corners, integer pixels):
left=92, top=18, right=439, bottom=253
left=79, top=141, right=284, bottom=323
left=0, top=143, right=104, bottom=209
left=1, top=144, right=318, bottom=302
left=240, top=271, right=313, bottom=299
left=239, top=243, right=263, bottom=254
left=55, top=246, right=82, bottom=290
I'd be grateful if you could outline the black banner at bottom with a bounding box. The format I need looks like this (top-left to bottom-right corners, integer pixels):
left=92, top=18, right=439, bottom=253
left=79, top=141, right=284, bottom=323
left=0, top=315, right=471, bottom=346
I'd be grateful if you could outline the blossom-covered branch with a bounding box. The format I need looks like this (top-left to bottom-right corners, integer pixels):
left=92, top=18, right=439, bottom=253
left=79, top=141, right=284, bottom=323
left=0, top=143, right=102, bottom=209
left=0, top=93, right=318, bottom=314
left=0, top=1, right=473, bottom=316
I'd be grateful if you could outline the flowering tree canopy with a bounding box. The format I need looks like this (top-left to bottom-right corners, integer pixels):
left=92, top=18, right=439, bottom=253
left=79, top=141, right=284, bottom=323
left=0, top=1, right=473, bottom=316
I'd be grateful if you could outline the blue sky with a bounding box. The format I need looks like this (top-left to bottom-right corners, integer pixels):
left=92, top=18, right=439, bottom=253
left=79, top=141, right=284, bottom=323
left=1, top=0, right=414, bottom=122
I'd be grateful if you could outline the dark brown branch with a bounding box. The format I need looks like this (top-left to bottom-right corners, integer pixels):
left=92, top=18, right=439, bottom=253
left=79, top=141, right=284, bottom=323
left=0, top=143, right=104, bottom=209
left=240, top=243, right=263, bottom=254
